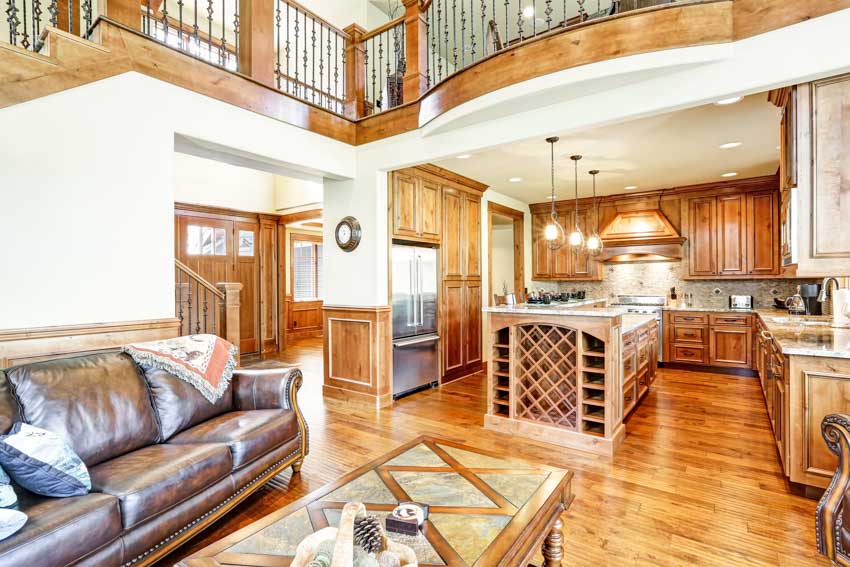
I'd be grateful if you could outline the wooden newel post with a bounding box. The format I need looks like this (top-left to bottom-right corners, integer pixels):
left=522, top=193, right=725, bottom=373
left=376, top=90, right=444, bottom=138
left=217, top=282, right=243, bottom=366
left=343, top=23, right=367, bottom=119
left=238, top=0, right=275, bottom=85
left=402, top=0, right=428, bottom=103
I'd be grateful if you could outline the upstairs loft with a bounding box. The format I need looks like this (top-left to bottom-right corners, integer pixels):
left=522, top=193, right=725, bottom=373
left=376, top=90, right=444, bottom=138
left=2, top=0, right=850, bottom=145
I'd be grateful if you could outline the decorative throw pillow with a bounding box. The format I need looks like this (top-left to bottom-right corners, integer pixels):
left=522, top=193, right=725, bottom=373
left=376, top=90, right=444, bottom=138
left=0, top=509, right=26, bottom=541
left=0, top=423, right=90, bottom=498
left=0, top=466, right=16, bottom=509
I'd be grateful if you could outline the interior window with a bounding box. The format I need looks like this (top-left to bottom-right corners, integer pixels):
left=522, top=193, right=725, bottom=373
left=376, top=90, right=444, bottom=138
left=186, top=225, right=201, bottom=255
left=238, top=230, right=255, bottom=257
left=292, top=238, right=322, bottom=300
left=214, top=228, right=227, bottom=256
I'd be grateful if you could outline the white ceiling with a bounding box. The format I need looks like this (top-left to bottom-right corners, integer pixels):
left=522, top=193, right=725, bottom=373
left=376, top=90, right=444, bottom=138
left=431, top=94, right=781, bottom=204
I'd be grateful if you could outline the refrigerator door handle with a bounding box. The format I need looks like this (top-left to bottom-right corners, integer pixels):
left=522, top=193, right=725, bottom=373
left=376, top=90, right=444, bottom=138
left=417, top=256, right=424, bottom=327
left=408, top=259, right=415, bottom=327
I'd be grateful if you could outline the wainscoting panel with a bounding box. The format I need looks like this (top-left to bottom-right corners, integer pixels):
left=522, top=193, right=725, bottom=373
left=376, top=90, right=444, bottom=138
left=0, top=318, right=180, bottom=368
left=322, top=305, right=392, bottom=408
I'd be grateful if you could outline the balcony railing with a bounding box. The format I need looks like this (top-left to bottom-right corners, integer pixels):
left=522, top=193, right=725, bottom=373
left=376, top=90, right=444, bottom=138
left=3, top=0, right=719, bottom=126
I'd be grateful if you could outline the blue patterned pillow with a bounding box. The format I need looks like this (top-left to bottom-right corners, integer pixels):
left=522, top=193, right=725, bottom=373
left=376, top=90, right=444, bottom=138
left=0, top=509, right=26, bottom=541
left=0, top=423, right=90, bottom=497
left=0, top=466, right=16, bottom=509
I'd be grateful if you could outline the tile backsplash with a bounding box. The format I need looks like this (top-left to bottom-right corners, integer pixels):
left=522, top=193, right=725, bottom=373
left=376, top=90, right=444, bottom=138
left=532, top=260, right=818, bottom=309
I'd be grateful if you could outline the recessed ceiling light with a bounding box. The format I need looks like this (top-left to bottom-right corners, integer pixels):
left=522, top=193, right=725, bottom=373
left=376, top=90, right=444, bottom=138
left=625, top=185, right=638, bottom=190
left=715, top=96, right=743, bottom=106
left=522, top=5, right=534, bottom=18
left=719, top=141, right=743, bottom=149
left=509, top=177, right=523, bottom=183
left=456, top=154, right=472, bottom=159
left=721, top=172, right=738, bottom=178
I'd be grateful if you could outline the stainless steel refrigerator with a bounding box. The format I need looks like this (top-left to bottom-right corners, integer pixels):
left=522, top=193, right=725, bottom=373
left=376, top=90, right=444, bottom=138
left=392, top=244, right=439, bottom=398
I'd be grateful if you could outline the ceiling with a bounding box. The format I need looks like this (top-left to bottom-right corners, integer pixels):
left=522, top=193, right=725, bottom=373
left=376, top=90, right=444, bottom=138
left=431, top=94, right=781, bottom=204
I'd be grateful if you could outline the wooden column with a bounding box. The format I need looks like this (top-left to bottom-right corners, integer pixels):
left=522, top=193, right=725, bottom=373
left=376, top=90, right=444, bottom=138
left=217, top=282, right=243, bottom=365
left=402, top=0, right=428, bottom=103
left=343, top=24, right=367, bottom=119
left=103, top=0, right=140, bottom=31
left=57, top=0, right=82, bottom=35
left=238, top=0, right=275, bottom=85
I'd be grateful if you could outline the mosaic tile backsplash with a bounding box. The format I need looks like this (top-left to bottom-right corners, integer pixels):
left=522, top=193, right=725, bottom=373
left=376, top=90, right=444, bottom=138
left=532, top=260, right=819, bottom=309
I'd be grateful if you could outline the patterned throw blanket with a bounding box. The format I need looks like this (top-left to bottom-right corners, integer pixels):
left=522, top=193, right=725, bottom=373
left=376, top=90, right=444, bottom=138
left=123, top=334, right=237, bottom=403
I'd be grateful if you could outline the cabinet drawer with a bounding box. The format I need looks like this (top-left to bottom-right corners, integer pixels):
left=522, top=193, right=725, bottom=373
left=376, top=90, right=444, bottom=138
left=637, top=342, right=649, bottom=368
left=710, top=314, right=752, bottom=327
left=623, top=347, right=637, bottom=381
left=623, top=378, right=637, bottom=415
left=623, top=331, right=636, bottom=350
left=672, top=344, right=707, bottom=364
left=673, top=326, right=706, bottom=344
left=672, top=313, right=708, bottom=325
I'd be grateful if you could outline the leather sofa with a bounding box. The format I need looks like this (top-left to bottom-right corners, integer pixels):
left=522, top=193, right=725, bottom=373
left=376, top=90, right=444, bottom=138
left=0, top=352, right=308, bottom=567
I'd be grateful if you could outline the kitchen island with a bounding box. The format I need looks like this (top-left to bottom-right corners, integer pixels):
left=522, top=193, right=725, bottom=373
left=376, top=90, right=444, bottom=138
left=483, top=301, right=657, bottom=456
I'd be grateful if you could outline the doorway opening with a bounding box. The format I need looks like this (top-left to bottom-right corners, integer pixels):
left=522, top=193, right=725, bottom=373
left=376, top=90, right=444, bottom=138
left=488, top=202, right=525, bottom=305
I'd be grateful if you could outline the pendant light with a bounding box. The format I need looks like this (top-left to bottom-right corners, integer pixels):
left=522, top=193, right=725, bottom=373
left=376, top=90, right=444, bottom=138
left=585, top=169, right=604, bottom=257
left=568, top=155, right=584, bottom=248
left=544, top=137, right=566, bottom=250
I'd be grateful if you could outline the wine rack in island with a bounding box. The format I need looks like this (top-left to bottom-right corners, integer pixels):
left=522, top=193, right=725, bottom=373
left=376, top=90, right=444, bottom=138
left=484, top=308, right=650, bottom=456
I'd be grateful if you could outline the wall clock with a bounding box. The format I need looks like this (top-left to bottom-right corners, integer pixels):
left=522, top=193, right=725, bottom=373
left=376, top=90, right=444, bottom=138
left=335, top=216, right=362, bottom=252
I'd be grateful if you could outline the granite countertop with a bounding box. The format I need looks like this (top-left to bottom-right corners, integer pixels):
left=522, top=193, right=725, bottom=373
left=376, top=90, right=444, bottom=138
left=663, top=304, right=763, bottom=313
left=622, top=314, right=657, bottom=333
left=755, top=310, right=850, bottom=359
left=483, top=299, right=625, bottom=318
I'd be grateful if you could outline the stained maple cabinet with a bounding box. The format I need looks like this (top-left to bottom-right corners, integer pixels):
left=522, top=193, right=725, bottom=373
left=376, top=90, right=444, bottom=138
left=391, top=171, right=441, bottom=243
left=686, top=189, right=780, bottom=278
left=532, top=208, right=601, bottom=281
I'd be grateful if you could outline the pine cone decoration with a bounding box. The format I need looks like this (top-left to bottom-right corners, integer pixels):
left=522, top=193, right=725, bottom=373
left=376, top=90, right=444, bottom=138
left=353, top=514, right=383, bottom=554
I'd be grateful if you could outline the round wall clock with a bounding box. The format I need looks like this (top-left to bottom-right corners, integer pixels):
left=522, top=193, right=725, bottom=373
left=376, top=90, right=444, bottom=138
left=335, top=216, right=362, bottom=252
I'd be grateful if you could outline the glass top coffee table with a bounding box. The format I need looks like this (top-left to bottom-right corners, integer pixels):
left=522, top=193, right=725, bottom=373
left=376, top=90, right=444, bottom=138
left=181, top=436, right=573, bottom=567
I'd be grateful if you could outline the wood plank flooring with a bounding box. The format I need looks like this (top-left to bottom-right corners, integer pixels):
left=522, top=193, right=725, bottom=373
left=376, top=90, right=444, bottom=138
left=160, top=337, right=828, bottom=566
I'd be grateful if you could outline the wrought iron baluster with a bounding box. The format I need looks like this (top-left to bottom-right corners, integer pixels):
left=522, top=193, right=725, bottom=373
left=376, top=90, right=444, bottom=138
left=370, top=36, right=377, bottom=112
left=7, top=0, right=20, bottom=46
left=436, top=0, right=441, bottom=81
left=451, top=0, right=457, bottom=69
left=503, top=0, right=509, bottom=47
left=562, top=0, right=566, bottom=27
left=426, top=3, right=432, bottom=87
left=480, top=0, right=486, bottom=56
left=275, top=0, right=281, bottom=88
left=20, top=0, right=29, bottom=50
left=66, top=0, right=71, bottom=34
left=378, top=31, right=383, bottom=110
left=187, top=278, right=193, bottom=335
left=192, top=0, right=199, bottom=50
left=545, top=0, right=552, bottom=31
left=325, top=25, right=331, bottom=108
left=285, top=2, right=291, bottom=93
left=468, top=0, right=475, bottom=62
left=340, top=31, right=346, bottom=111
left=460, top=0, right=465, bottom=68
left=363, top=37, right=369, bottom=113
left=577, top=0, right=586, bottom=21
left=207, top=0, right=213, bottom=59
left=516, top=0, right=523, bottom=41
left=195, top=279, right=201, bottom=333
left=293, top=6, right=299, bottom=97
left=212, top=291, right=217, bottom=336
left=532, top=0, right=537, bottom=36
left=177, top=271, right=185, bottom=332
left=220, top=0, right=227, bottom=67
left=334, top=32, right=339, bottom=112
left=177, top=0, right=184, bottom=48
left=33, top=0, right=42, bottom=46
left=203, top=289, right=209, bottom=333
left=302, top=9, right=308, bottom=100
left=48, top=0, right=58, bottom=29
left=443, top=0, right=449, bottom=76
left=311, top=17, right=316, bottom=103
left=161, top=0, right=169, bottom=45
left=233, top=0, right=239, bottom=68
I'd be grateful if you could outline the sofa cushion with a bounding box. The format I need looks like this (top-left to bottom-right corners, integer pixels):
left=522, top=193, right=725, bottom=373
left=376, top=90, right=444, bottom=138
left=231, top=436, right=302, bottom=490
left=0, top=491, right=121, bottom=567
left=4, top=353, right=161, bottom=466
left=89, top=443, right=232, bottom=529
left=169, top=410, right=297, bottom=469
left=0, top=372, right=20, bottom=436
left=142, top=367, right=233, bottom=439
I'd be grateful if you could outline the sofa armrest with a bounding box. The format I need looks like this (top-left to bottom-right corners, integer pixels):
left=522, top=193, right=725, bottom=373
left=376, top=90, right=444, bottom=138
left=817, top=414, right=850, bottom=563
left=232, top=367, right=309, bottom=462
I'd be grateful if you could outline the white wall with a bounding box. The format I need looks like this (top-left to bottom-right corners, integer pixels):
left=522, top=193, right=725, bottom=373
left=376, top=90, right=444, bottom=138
left=274, top=177, right=323, bottom=213
left=491, top=226, right=515, bottom=297
left=174, top=152, right=278, bottom=213
left=0, top=71, right=355, bottom=330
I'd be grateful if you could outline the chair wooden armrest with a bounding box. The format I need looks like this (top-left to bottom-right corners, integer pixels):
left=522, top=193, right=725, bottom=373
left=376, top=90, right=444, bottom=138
left=817, top=413, right=850, bottom=565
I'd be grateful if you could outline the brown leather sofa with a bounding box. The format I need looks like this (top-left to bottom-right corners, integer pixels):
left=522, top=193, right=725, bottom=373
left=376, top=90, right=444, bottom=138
left=0, top=352, right=308, bottom=567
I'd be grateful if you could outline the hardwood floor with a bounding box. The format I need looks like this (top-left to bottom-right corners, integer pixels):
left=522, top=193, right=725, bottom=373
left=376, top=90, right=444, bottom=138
left=160, top=336, right=827, bottom=566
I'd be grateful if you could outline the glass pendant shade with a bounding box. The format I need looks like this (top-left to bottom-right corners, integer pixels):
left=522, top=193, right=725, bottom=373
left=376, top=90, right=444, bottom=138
left=544, top=136, right=566, bottom=250
left=569, top=155, right=584, bottom=249
left=569, top=227, right=584, bottom=247
left=586, top=169, right=604, bottom=257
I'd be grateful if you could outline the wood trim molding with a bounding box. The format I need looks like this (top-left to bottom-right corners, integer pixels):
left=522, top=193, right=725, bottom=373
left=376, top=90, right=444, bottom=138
left=279, top=208, right=323, bottom=225
left=410, top=163, right=489, bottom=193
left=0, top=318, right=180, bottom=368
left=322, top=305, right=392, bottom=408
left=487, top=202, right=525, bottom=306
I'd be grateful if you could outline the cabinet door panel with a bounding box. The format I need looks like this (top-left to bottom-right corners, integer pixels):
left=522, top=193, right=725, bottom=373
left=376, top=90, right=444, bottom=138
left=551, top=212, right=572, bottom=278
left=419, top=180, right=442, bottom=241
left=532, top=213, right=552, bottom=279
left=709, top=326, right=752, bottom=368
left=464, top=195, right=481, bottom=278
left=442, top=188, right=463, bottom=278
left=688, top=197, right=717, bottom=276
left=442, top=281, right=464, bottom=374
left=673, top=326, right=705, bottom=344
left=672, top=345, right=706, bottom=364
left=393, top=172, right=419, bottom=238
left=571, top=209, right=593, bottom=278
left=716, top=194, right=746, bottom=275
left=464, top=282, right=482, bottom=366
left=747, top=190, right=779, bottom=275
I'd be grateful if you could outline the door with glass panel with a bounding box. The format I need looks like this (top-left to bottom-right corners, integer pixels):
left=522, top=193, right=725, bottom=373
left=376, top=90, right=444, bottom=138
left=176, top=215, right=260, bottom=355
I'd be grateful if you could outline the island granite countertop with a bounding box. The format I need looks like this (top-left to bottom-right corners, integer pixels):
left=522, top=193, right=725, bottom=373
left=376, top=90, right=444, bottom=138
left=622, top=314, right=657, bottom=333
left=483, top=298, right=624, bottom=318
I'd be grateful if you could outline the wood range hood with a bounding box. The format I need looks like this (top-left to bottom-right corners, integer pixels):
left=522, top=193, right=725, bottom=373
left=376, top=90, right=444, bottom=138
left=597, top=209, right=685, bottom=263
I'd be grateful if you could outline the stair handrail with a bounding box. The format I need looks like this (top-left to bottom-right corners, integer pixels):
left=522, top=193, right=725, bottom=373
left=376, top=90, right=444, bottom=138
left=175, top=259, right=225, bottom=300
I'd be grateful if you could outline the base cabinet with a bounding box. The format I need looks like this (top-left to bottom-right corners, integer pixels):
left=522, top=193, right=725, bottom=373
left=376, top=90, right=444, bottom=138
left=664, top=311, right=752, bottom=370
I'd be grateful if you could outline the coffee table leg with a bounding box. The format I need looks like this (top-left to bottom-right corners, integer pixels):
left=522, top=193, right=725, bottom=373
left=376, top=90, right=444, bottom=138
left=542, top=517, right=563, bottom=566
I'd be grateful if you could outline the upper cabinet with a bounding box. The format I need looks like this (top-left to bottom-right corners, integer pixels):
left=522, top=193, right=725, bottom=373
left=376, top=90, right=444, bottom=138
left=391, top=170, right=442, bottom=243
left=442, top=187, right=482, bottom=279
left=685, top=188, right=779, bottom=279
left=531, top=208, right=602, bottom=281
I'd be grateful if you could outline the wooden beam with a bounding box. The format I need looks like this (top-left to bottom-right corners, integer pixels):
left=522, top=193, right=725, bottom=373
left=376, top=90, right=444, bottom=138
left=238, top=0, right=275, bottom=86
left=343, top=24, right=367, bottom=119
left=402, top=0, right=428, bottom=103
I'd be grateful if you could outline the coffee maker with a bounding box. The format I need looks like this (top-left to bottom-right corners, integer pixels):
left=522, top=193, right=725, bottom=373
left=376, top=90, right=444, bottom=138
left=799, top=283, right=823, bottom=315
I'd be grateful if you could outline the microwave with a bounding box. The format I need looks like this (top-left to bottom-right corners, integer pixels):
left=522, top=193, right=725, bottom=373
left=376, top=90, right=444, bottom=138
left=729, top=295, right=753, bottom=310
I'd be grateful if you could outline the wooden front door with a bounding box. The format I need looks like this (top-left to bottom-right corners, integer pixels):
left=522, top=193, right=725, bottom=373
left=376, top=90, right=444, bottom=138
left=176, top=214, right=260, bottom=355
